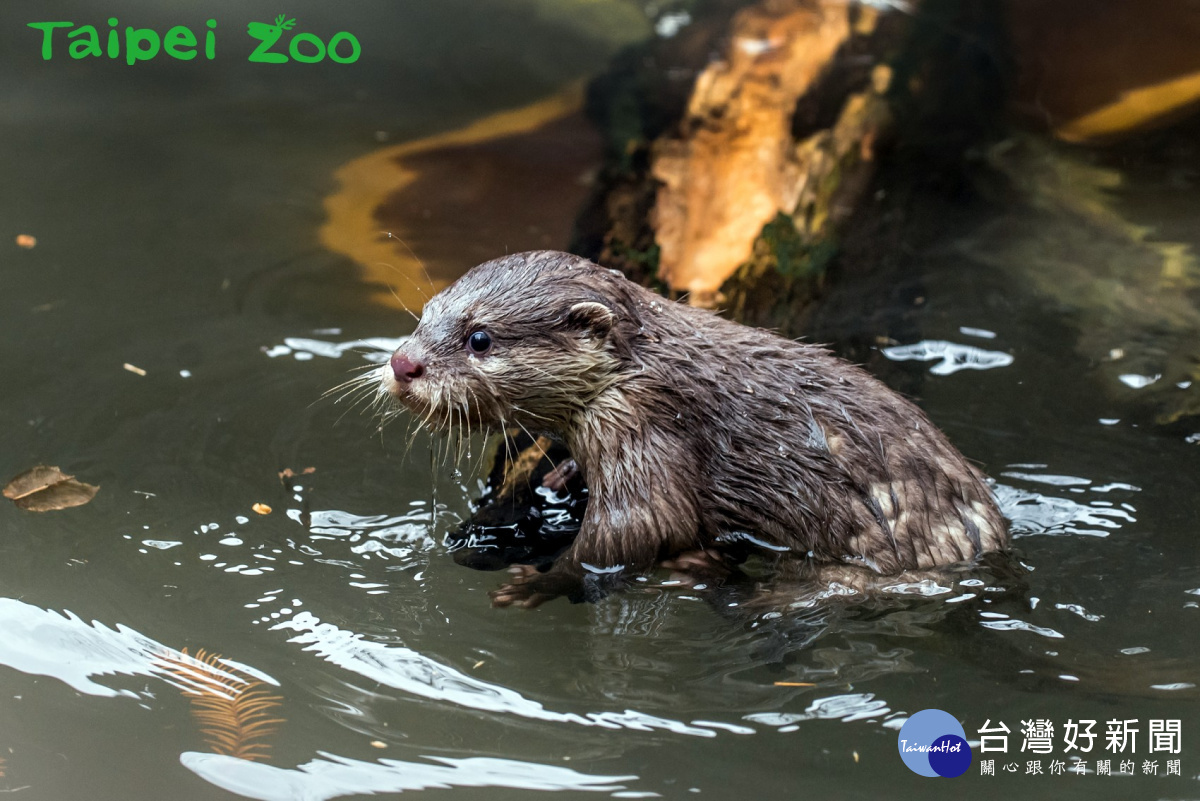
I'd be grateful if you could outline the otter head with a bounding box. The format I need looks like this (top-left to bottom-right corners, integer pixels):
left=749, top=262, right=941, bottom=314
left=382, top=251, right=640, bottom=436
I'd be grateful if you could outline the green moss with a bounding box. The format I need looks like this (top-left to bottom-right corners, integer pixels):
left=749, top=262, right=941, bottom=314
left=605, top=239, right=668, bottom=292
left=757, top=213, right=837, bottom=280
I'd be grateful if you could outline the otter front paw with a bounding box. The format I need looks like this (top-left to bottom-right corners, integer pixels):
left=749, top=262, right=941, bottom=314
left=489, top=565, right=560, bottom=608
left=660, top=548, right=734, bottom=581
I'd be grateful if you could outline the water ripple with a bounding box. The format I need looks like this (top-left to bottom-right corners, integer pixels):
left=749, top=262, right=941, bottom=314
left=271, top=611, right=730, bottom=738
left=263, top=335, right=404, bottom=363
left=181, top=752, right=637, bottom=800
left=881, top=340, right=1014, bottom=375
left=992, top=477, right=1136, bottom=538
left=743, top=693, right=893, bottom=728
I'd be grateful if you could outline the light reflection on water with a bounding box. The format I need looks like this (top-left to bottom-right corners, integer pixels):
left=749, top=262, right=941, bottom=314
left=0, top=308, right=1194, bottom=799
left=0, top=597, right=649, bottom=796
left=181, top=752, right=639, bottom=801
left=73, top=335, right=1168, bottom=796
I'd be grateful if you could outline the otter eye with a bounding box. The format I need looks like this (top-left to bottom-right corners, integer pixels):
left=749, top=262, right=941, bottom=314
left=466, top=330, right=493, bottom=356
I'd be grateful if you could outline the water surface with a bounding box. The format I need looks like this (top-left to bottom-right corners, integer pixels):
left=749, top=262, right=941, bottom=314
left=1, top=2, right=1198, bottom=799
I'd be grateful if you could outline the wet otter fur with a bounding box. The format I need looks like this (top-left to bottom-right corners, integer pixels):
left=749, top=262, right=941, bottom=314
left=381, top=250, right=1008, bottom=606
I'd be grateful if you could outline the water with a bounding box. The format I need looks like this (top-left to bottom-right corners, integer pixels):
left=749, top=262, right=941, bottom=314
left=2, top=1, right=1199, bottom=799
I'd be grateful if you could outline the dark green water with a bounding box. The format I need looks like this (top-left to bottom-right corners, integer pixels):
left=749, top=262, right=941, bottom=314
left=1, top=2, right=1198, bottom=799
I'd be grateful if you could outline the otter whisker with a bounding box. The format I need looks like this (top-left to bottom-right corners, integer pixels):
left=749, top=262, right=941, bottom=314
left=383, top=232, right=437, bottom=296
left=510, top=418, right=549, bottom=463
left=416, top=389, right=441, bottom=434
left=343, top=360, right=392, bottom=376
left=368, top=382, right=391, bottom=413
left=509, top=403, right=554, bottom=425
left=320, top=371, right=382, bottom=409
left=384, top=281, right=421, bottom=323
left=454, top=405, right=466, bottom=469
left=495, top=413, right=515, bottom=472
left=332, top=382, right=388, bottom=426
left=320, top=373, right=372, bottom=401
left=460, top=398, right=472, bottom=464
left=401, top=416, right=419, bottom=461
left=350, top=378, right=390, bottom=413
left=443, top=405, right=458, bottom=469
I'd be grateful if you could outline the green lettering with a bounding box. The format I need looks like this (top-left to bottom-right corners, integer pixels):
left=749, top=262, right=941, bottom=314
left=26, top=21, right=73, bottom=60
left=125, top=27, right=160, bottom=65
left=107, top=18, right=119, bottom=58
left=326, top=31, right=360, bottom=64
left=288, top=32, right=324, bottom=63
left=205, top=19, right=215, bottom=59
left=67, top=25, right=101, bottom=59
left=163, top=26, right=196, bottom=60
left=246, top=21, right=286, bottom=63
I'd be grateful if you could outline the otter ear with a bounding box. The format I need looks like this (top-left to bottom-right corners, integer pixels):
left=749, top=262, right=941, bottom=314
left=566, top=301, right=616, bottom=337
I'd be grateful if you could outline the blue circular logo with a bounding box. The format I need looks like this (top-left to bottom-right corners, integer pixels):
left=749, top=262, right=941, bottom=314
left=897, top=709, right=972, bottom=777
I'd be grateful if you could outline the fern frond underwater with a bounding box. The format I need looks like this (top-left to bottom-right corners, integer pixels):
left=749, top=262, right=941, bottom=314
left=157, top=648, right=284, bottom=762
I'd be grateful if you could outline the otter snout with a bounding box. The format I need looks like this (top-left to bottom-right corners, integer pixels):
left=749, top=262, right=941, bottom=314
left=390, top=352, right=426, bottom=383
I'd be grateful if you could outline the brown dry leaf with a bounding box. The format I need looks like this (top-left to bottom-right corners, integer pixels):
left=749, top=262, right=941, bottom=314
left=3, top=465, right=99, bottom=512
left=15, top=234, right=36, bottom=249
left=252, top=503, right=272, bottom=515
left=278, top=467, right=316, bottom=482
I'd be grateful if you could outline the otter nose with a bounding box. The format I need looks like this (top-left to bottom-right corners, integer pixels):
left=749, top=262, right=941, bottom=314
left=390, top=352, right=426, bottom=383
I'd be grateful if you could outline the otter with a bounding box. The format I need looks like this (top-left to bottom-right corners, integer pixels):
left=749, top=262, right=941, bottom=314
left=381, top=250, right=1008, bottom=607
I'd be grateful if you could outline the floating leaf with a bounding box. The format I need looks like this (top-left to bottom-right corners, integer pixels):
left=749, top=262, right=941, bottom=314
left=3, top=465, right=99, bottom=512
left=252, top=503, right=272, bottom=515
left=158, top=648, right=283, bottom=762
left=15, top=234, right=36, bottom=249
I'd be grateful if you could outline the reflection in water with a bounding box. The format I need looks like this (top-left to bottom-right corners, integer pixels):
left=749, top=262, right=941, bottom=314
left=272, top=611, right=745, bottom=738
left=181, top=751, right=637, bottom=801
left=976, top=617, right=1064, bottom=640
left=0, top=595, right=642, bottom=797
left=745, top=693, right=898, bottom=731
left=881, top=339, right=1015, bottom=375
left=7, top=327, right=1154, bottom=798
left=992, top=473, right=1137, bottom=539
left=975, top=134, right=1200, bottom=424
left=264, top=336, right=404, bottom=364
left=319, top=84, right=603, bottom=311
left=160, top=648, right=284, bottom=762
left=263, top=333, right=1145, bottom=684
left=0, top=597, right=236, bottom=700
left=0, top=594, right=921, bottom=800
